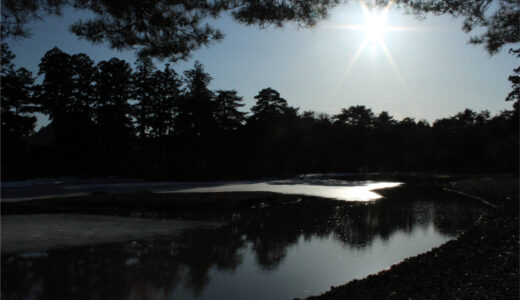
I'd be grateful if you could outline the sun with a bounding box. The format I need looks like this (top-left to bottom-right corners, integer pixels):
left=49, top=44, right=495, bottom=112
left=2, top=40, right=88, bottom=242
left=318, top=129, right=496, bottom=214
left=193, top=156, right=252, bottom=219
left=363, top=12, right=389, bottom=43
left=330, top=0, right=412, bottom=93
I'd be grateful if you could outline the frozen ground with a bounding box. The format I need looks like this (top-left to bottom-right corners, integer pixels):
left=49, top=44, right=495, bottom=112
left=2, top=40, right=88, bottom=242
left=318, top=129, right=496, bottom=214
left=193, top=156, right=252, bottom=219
left=1, top=214, right=216, bottom=253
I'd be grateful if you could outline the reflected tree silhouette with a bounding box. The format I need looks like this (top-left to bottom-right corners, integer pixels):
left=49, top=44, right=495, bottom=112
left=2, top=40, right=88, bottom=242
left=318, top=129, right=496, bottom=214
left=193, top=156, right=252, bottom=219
left=1, top=186, right=486, bottom=299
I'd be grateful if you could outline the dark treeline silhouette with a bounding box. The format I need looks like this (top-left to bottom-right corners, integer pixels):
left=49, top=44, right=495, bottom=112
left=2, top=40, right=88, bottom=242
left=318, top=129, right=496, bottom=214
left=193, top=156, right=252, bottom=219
left=1, top=45, right=518, bottom=180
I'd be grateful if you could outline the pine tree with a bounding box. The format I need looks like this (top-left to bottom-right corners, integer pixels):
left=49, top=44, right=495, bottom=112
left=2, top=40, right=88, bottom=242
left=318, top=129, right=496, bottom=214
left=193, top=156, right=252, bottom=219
left=70, top=53, right=96, bottom=121
left=94, top=58, right=134, bottom=139
left=150, top=63, right=182, bottom=137
left=1, top=43, right=37, bottom=141
left=2, top=0, right=336, bottom=60
left=250, top=87, right=297, bottom=123
left=214, top=89, right=246, bottom=132
left=177, top=61, right=216, bottom=137
left=132, top=56, right=157, bottom=138
left=0, top=43, right=37, bottom=178
left=37, top=47, right=74, bottom=123
left=36, top=47, right=97, bottom=146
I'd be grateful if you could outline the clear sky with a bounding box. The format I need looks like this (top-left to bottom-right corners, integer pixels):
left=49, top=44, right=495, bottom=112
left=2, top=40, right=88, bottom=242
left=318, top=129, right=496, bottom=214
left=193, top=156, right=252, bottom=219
left=6, top=2, right=518, bottom=128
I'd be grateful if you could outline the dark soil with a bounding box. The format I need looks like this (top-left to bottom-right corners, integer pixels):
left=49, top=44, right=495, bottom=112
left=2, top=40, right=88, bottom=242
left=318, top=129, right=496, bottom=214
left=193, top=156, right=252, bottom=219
left=304, top=177, right=519, bottom=300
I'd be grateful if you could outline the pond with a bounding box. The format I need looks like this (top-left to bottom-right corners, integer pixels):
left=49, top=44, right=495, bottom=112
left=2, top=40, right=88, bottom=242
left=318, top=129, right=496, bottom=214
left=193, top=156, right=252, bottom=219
left=1, top=182, right=486, bottom=300
left=1, top=177, right=400, bottom=201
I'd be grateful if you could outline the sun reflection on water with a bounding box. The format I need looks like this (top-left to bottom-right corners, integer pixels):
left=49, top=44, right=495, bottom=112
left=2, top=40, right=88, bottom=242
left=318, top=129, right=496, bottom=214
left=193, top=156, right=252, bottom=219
left=172, top=181, right=402, bottom=202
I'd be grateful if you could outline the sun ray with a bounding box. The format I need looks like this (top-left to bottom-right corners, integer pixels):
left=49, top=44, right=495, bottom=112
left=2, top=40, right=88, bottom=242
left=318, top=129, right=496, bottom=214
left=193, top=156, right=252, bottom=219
left=333, top=39, right=369, bottom=94
left=328, top=0, right=426, bottom=95
left=378, top=39, right=409, bottom=93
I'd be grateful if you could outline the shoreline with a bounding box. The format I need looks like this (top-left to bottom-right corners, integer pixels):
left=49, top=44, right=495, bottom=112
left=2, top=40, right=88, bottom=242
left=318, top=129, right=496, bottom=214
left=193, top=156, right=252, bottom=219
left=304, top=177, right=519, bottom=299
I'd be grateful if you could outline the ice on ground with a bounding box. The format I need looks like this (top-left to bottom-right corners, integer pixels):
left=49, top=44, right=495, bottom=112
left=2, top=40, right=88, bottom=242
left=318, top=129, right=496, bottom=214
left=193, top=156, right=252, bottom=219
left=1, top=214, right=216, bottom=254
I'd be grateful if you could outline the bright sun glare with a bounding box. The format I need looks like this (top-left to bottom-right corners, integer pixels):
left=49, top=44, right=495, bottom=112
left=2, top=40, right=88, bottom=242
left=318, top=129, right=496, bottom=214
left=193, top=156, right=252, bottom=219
left=364, top=13, right=388, bottom=43
left=358, top=0, right=392, bottom=46
left=331, top=0, right=411, bottom=92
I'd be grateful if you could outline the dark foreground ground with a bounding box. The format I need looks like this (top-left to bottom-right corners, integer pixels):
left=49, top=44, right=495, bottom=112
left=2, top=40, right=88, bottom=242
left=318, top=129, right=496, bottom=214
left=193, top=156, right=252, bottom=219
left=305, top=177, right=519, bottom=300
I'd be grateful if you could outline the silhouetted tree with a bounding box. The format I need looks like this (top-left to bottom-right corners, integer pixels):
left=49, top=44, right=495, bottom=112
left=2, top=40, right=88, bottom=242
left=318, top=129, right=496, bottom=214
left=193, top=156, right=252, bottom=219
left=386, top=0, right=519, bottom=55
left=246, top=88, right=301, bottom=176
left=93, top=58, right=134, bottom=175
left=506, top=49, right=519, bottom=111
left=4, top=1, right=517, bottom=61
left=1, top=67, right=37, bottom=137
left=1, top=43, right=14, bottom=73
left=36, top=48, right=97, bottom=159
left=176, top=61, right=216, bottom=137
left=36, top=47, right=75, bottom=123
left=95, top=58, right=134, bottom=139
left=33, top=49, right=92, bottom=173
left=250, top=87, right=297, bottom=123
left=70, top=53, right=96, bottom=121
left=149, top=63, right=182, bottom=137
left=0, top=43, right=37, bottom=178
left=375, top=111, right=397, bottom=128
left=395, top=117, right=432, bottom=171
left=333, top=105, right=375, bottom=128
left=132, top=56, right=157, bottom=138
left=1, top=0, right=337, bottom=60
left=332, top=105, right=377, bottom=171
left=372, top=111, right=398, bottom=170
left=214, top=90, right=247, bottom=132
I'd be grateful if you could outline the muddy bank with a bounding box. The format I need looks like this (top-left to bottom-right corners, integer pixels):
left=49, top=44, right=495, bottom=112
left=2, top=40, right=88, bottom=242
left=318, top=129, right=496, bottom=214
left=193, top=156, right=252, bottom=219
left=304, top=177, right=519, bottom=300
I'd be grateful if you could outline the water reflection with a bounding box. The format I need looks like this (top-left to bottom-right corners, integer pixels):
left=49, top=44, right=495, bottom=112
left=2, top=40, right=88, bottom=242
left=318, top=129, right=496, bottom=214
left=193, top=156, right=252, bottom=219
left=2, top=177, right=400, bottom=202
left=1, top=186, right=486, bottom=300
left=171, top=180, right=402, bottom=201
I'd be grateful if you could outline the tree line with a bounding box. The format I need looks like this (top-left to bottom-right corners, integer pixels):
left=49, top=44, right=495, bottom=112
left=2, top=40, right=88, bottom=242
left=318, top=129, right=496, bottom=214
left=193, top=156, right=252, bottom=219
left=1, top=44, right=518, bottom=180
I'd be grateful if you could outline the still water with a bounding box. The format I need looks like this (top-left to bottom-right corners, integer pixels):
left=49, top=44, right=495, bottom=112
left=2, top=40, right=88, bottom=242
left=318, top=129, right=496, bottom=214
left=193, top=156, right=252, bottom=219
left=1, top=184, right=485, bottom=300
left=2, top=177, right=400, bottom=201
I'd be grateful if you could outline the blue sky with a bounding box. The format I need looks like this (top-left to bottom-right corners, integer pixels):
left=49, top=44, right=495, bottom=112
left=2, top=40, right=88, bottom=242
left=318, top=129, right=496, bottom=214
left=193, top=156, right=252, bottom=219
left=7, top=2, right=518, bottom=128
